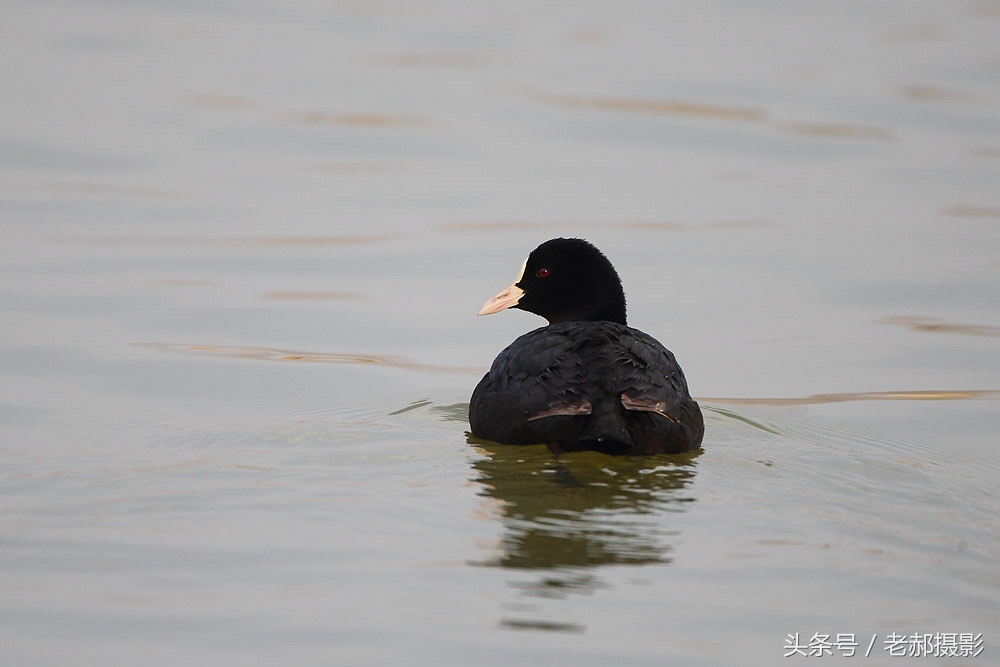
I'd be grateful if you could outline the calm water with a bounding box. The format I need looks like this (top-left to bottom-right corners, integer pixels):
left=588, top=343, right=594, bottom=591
left=2, top=1, right=999, bottom=664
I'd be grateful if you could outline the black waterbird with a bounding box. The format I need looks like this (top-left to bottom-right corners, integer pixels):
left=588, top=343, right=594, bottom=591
left=470, top=238, right=704, bottom=454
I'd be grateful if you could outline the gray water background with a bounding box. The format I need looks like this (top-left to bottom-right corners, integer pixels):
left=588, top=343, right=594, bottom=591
left=1, top=1, right=998, bottom=665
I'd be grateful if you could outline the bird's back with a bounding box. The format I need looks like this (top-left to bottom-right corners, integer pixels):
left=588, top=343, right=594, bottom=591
left=470, top=321, right=703, bottom=454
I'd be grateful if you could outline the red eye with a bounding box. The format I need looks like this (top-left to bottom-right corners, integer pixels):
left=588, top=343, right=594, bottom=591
left=536, top=267, right=550, bottom=278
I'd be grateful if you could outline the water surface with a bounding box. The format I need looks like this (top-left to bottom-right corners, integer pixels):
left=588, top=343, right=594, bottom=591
left=1, top=1, right=998, bottom=664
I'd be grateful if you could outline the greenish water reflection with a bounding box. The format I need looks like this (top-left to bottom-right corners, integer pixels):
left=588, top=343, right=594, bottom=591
left=469, top=438, right=699, bottom=581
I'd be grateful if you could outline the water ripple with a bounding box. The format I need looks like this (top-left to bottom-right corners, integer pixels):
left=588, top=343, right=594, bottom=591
left=879, top=315, right=1000, bottom=338
left=134, top=342, right=482, bottom=375
left=701, top=389, right=999, bottom=406
left=526, top=89, right=896, bottom=141
left=438, top=219, right=778, bottom=233
left=70, top=234, right=392, bottom=248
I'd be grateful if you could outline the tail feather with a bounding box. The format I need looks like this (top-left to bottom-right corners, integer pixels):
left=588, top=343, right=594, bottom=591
left=579, top=400, right=635, bottom=451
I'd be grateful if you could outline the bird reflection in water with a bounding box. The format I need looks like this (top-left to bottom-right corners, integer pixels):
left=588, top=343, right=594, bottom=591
left=467, top=436, right=699, bottom=599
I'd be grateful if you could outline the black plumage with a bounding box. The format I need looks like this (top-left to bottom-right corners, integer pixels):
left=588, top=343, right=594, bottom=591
left=470, top=238, right=704, bottom=454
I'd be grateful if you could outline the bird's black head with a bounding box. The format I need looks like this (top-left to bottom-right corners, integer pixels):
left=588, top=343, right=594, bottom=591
left=478, top=238, right=627, bottom=325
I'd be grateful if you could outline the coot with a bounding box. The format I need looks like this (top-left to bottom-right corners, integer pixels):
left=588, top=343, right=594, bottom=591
left=469, top=238, right=704, bottom=454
